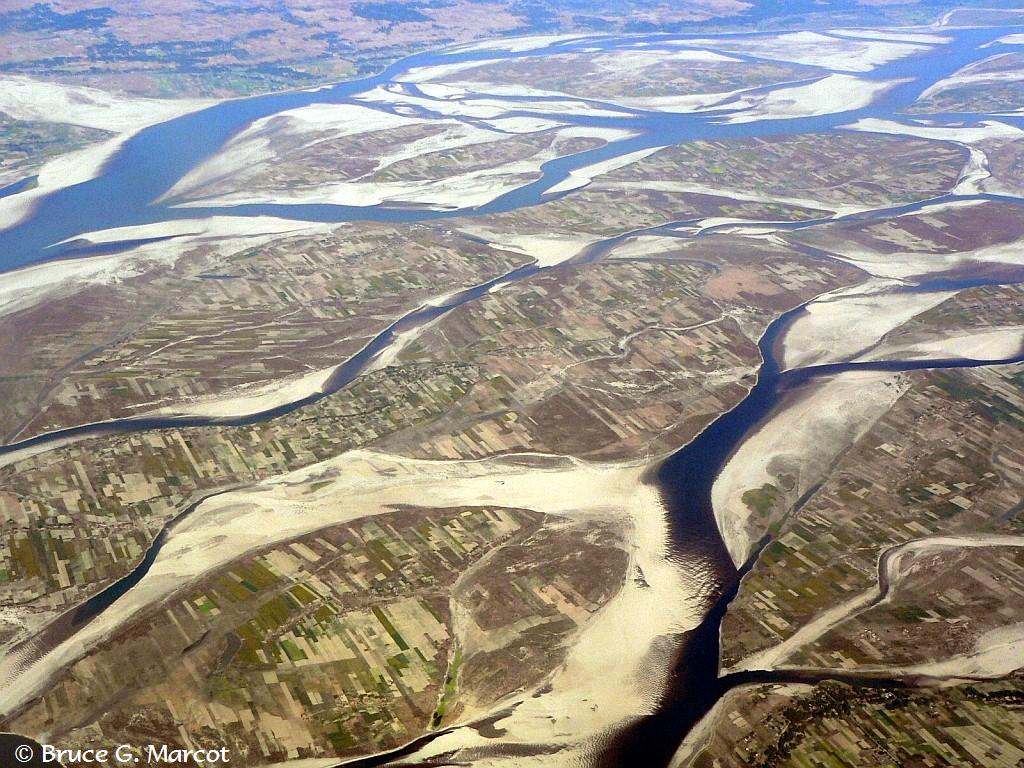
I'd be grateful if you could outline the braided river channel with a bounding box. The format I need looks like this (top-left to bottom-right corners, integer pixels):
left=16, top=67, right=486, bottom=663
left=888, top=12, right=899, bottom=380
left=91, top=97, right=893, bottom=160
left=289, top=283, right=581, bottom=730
left=2, top=21, right=1024, bottom=768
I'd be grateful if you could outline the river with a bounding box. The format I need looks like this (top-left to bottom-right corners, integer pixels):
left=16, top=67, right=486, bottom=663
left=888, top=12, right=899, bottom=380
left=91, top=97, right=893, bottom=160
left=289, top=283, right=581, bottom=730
left=1, top=25, right=1022, bottom=271
left=2, top=20, right=1024, bottom=768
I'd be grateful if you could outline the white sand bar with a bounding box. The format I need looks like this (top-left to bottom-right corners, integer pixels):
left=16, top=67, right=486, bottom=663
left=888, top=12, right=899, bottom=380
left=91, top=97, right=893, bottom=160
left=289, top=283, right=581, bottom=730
left=723, top=75, right=905, bottom=123
left=545, top=146, right=666, bottom=194
left=781, top=283, right=957, bottom=370
left=164, top=98, right=632, bottom=211
left=863, top=325, right=1024, bottom=363
left=684, top=31, right=932, bottom=72
left=445, top=33, right=591, bottom=55
left=827, top=29, right=952, bottom=45
left=846, top=117, right=1024, bottom=144
left=0, top=76, right=212, bottom=132
left=162, top=102, right=432, bottom=202
left=901, top=623, right=1024, bottom=680
left=466, top=231, right=602, bottom=268
left=821, top=237, right=1024, bottom=281
left=149, top=365, right=337, bottom=420
left=0, top=78, right=214, bottom=232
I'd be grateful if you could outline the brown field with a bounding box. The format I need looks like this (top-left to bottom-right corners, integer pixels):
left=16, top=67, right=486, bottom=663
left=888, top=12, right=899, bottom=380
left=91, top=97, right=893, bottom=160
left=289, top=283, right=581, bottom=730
left=424, top=51, right=819, bottom=101
left=0, top=223, right=529, bottom=441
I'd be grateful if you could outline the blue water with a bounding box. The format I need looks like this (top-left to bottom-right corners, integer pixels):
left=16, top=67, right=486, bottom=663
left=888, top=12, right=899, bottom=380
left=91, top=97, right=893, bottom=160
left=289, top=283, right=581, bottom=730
left=1, top=25, right=1022, bottom=272
left=0, top=176, right=36, bottom=200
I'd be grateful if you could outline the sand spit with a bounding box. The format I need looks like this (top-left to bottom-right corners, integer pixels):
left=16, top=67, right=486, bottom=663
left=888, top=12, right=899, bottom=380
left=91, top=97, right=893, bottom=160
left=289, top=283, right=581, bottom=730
left=399, top=59, right=509, bottom=84
left=954, top=145, right=992, bottom=194
left=723, top=75, right=906, bottom=124
left=605, top=179, right=864, bottom=217
left=0, top=76, right=212, bottom=133
left=731, top=534, right=1024, bottom=673
left=165, top=97, right=633, bottom=210
left=605, top=48, right=741, bottom=68
left=863, top=324, right=1024, bottom=363
left=901, top=623, right=1024, bottom=681
left=684, top=31, right=932, bottom=72
left=355, top=84, right=628, bottom=120
left=898, top=198, right=988, bottom=218
left=444, top=33, right=591, bottom=55
left=0, top=136, right=125, bottom=232
left=149, top=365, right=337, bottom=420
left=607, top=234, right=695, bottom=261
left=847, top=117, right=1024, bottom=145
left=433, top=81, right=739, bottom=116
left=939, top=8, right=1024, bottom=28
left=466, top=231, right=602, bottom=268
left=615, top=90, right=746, bottom=113
left=0, top=249, right=149, bottom=320
left=545, top=146, right=667, bottom=195
left=712, top=370, right=910, bottom=565
left=781, top=282, right=957, bottom=370
left=54, top=216, right=332, bottom=249
left=918, top=61, right=1024, bottom=102
left=826, top=29, right=952, bottom=45
left=177, top=147, right=615, bottom=211
left=820, top=236, right=1024, bottom=281
left=162, top=102, right=434, bottom=203
left=0, top=216, right=333, bottom=318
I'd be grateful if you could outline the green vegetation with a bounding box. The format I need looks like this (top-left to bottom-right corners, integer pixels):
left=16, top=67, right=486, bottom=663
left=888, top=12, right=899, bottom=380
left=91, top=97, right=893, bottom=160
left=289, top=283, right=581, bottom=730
left=742, top=483, right=782, bottom=516
left=372, top=606, right=410, bottom=651
left=432, top=647, right=464, bottom=726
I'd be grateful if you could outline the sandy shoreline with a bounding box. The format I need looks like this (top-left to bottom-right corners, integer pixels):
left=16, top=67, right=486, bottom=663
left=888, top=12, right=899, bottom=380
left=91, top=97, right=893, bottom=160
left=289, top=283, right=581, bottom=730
left=712, top=369, right=910, bottom=565
left=164, top=97, right=635, bottom=211
left=863, top=324, right=1024, bottom=362
left=724, top=75, right=906, bottom=124
left=780, top=282, right=958, bottom=370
